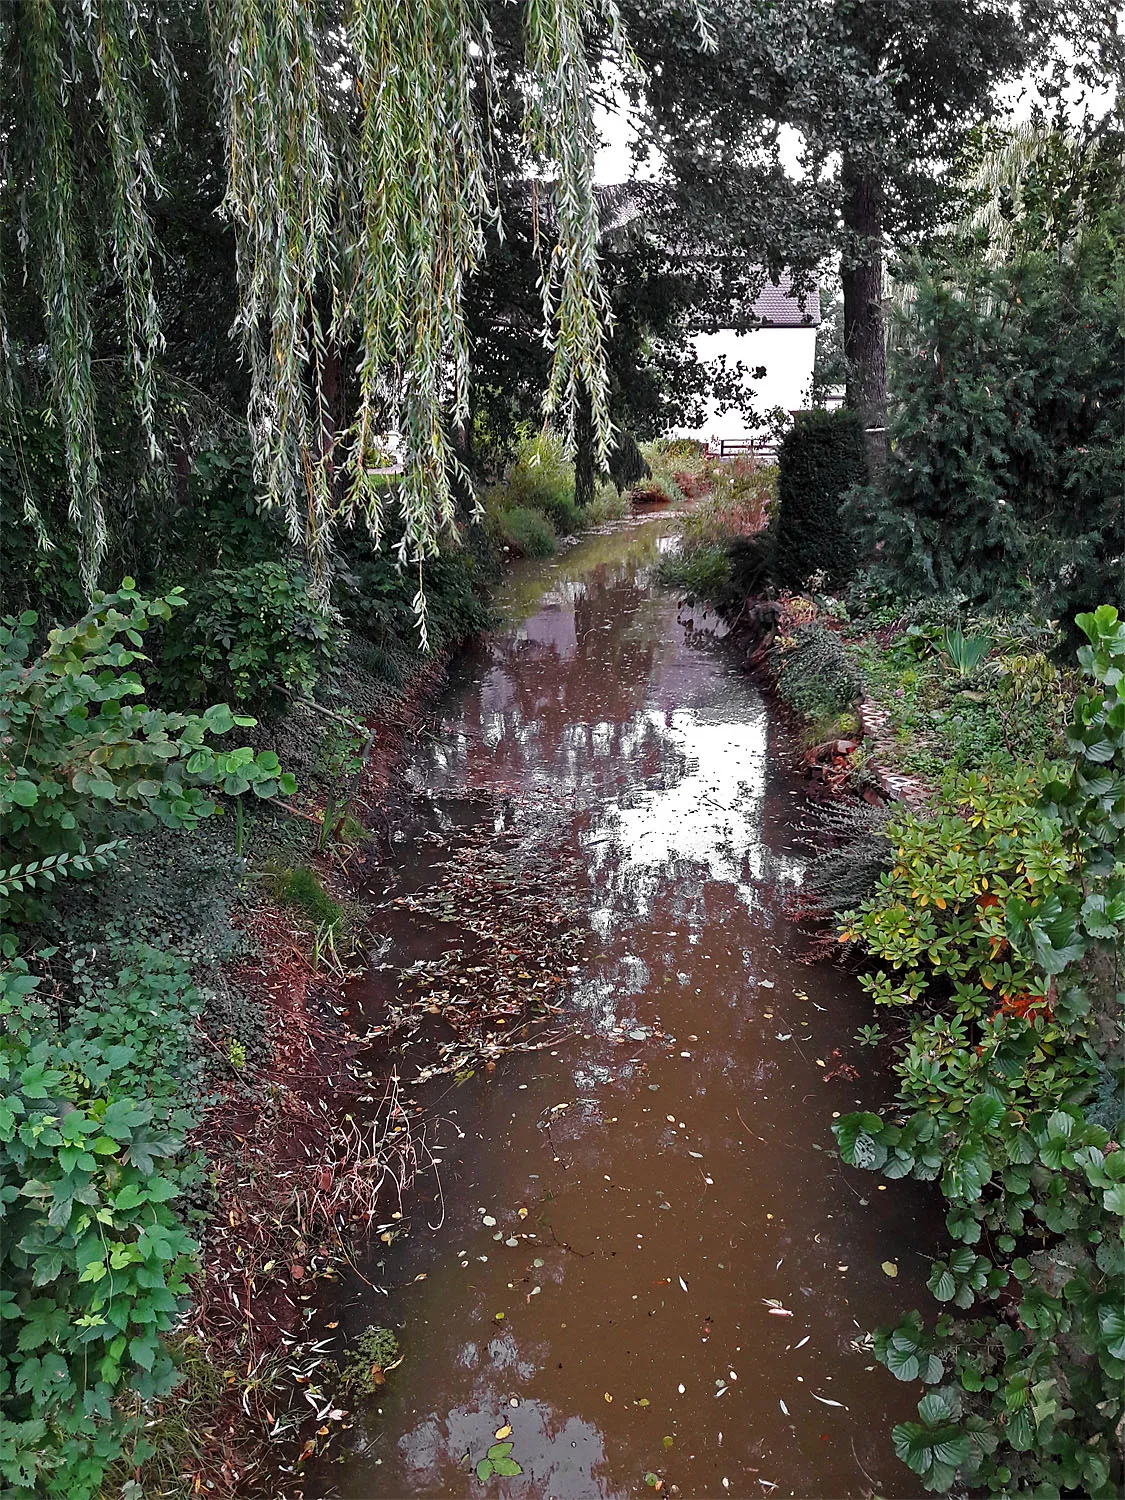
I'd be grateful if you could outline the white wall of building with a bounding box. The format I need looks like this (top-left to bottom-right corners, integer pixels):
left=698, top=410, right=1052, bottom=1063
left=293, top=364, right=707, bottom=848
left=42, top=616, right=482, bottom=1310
left=673, top=327, right=818, bottom=442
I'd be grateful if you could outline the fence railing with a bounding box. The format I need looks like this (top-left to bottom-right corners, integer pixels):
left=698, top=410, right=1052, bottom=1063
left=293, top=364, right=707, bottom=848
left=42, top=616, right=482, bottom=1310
left=706, top=437, right=777, bottom=461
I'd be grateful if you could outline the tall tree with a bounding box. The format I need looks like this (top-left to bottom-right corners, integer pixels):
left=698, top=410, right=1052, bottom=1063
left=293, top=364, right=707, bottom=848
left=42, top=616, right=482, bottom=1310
left=618, top=0, right=1119, bottom=465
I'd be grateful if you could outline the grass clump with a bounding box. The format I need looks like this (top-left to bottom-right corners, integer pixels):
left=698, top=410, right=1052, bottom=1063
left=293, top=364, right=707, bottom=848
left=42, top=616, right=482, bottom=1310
left=265, top=862, right=343, bottom=929
left=488, top=502, right=558, bottom=558
left=585, top=483, right=629, bottom=525
left=657, top=543, right=732, bottom=604
left=500, top=433, right=581, bottom=534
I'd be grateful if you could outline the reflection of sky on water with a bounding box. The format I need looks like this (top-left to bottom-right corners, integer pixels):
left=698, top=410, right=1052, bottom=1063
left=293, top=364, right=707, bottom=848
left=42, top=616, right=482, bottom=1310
left=583, top=705, right=768, bottom=919
left=397, top=1400, right=625, bottom=1500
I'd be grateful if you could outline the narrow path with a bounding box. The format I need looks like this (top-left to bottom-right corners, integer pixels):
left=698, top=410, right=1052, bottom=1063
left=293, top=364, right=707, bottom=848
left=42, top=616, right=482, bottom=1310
left=313, top=521, right=933, bottom=1499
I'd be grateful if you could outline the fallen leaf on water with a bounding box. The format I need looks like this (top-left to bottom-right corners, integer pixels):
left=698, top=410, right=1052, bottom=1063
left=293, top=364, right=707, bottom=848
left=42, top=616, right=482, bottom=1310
left=881, top=1261, right=899, bottom=1278
left=604, top=1392, right=613, bottom=1403
left=812, top=1394, right=846, bottom=1408
left=794, top=1336, right=810, bottom=1349
left=494, top=1425, right=512, bottom=1440
left=779, top=1399, right=789, bottom=1415
left=518, top=1207, right=528, bottom=1219
left=678, top=1276, right=689, bottom=1292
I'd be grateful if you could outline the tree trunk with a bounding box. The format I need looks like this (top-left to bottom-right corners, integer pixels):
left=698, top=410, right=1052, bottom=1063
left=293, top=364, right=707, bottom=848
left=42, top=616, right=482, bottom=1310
left=841, top=159, right=886, bottom=474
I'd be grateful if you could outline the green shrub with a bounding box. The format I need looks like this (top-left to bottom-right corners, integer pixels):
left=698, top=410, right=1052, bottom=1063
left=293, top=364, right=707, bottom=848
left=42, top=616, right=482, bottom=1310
left=0, top=944, right=200, bottom=1499
left=0, top=586, right=294, bottom=921
left=834, top=605, right=1125, bottom=1498
left=489, top=504, right=558, bottom=558
left=501, top=434, right=581, bottom=533
left=339, top=531, right=498, bottom=666
left=160, top=561, right=337, bottom=714
left=854, top=137, right=1124, bottom=618
left=265, top=863, right=342, bottom=929
left=773, top=620, right=866, bottom=719
left=652, top=436, right=706, bottom=463
left=773, top=408, right=868, bottom=589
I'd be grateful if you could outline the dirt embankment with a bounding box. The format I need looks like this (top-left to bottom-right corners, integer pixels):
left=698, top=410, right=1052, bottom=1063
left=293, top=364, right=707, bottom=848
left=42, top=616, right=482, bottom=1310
left=137, top=656, right=452, bottom=1499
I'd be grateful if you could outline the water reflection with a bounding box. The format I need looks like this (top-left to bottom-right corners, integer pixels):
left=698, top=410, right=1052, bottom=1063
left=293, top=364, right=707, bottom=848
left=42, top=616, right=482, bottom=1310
left=396, top=1401, right=624, bottom=1500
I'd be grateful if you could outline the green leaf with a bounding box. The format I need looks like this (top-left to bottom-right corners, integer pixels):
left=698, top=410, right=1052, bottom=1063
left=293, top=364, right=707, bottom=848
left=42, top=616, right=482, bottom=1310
left=476, top=1458, right=493, bottom=1482
left=202, top=703, right=237, bottom=734
left=1006, top=1409, right=1033, bottom=1451
left=929, top=1267, right=957, bottom=1302
left=1098, top=1304, right=1125, bottom=1360
left=8, top=782, right=39, bottom=808
left=968, top=1095, right=1004, bottom=1132
left=129, top=1335, right=155, bottom=1372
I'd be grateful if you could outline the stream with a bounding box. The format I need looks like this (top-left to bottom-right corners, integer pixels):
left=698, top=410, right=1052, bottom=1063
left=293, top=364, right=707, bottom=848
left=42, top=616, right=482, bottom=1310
left=312, top=519, right=933, bottom=1499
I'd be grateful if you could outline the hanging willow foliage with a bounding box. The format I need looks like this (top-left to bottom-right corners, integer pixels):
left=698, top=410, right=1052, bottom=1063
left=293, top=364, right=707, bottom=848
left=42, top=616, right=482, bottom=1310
left=1, top=0, right=626, bottom=619
left=2, top=0, right=171, bottom=585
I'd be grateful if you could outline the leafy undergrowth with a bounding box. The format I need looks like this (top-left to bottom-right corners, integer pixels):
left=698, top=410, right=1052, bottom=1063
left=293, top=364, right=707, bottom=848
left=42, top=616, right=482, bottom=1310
left=0, top=583, right=473, bottom=1499
left=833, top=607, right=1125, bottom=1496
left=847, top=601, right=1075, bottom=779
left=753, top=594, right=1123, bottom=1495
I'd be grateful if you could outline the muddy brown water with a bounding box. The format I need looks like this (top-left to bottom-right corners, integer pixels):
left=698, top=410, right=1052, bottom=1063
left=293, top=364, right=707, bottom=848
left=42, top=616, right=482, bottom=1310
left=313, top=521, right=934, bottom=1500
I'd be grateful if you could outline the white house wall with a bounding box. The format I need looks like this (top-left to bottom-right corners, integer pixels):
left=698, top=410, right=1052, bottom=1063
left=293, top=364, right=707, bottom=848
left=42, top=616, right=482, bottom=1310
left=673, top=327, right=818, bottom=441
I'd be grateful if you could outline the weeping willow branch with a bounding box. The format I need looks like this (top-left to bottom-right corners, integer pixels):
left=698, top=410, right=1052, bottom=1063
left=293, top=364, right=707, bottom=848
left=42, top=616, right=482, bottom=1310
left=345, top=0, right=494, bottom=585
left=524, top=0, right=617, bottom=466
left=7, top=0, right=104, bottom=585
left=4, top=0, right=627, bottom=624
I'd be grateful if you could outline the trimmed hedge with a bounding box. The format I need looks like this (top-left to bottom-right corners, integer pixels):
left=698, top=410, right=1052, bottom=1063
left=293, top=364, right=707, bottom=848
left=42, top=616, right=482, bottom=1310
left=773, top=408, right=868, bottom=589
